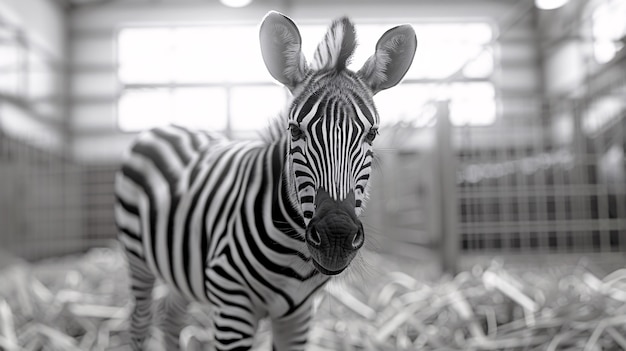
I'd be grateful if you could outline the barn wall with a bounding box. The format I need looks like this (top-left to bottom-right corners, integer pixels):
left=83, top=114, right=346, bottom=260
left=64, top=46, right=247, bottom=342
left=448, top=0, right=626, bottom=257
left=538, top=0, right=626, bottom=99
left=67, top=0, right=540, bottom=162
left=0, top=0, right=68, bottom=151
left=64, top=0, right=543, bottom=258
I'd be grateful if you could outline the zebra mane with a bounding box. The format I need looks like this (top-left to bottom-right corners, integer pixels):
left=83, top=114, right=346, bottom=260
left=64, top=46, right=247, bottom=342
left=311, top=16, right=357, bottom=72
left=260, top=110, right=289, bottom=144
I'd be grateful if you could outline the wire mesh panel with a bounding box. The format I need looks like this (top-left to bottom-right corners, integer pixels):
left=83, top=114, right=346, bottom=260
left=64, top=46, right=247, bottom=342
left=365, top=125, right=439, bottom=257
left=82, top=163, right=119, bottom=247
left=456, top=92, right=626, bottom=254
left=0, top=132, right=85, bottom=260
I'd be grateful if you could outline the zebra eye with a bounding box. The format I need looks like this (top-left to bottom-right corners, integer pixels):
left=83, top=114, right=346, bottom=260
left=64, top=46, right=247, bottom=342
left=364, top=128, right=378, bottom=144
left=289, top=124, right=305, bottom=141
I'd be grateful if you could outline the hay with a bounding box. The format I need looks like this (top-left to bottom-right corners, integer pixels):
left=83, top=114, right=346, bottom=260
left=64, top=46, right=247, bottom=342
left=0, top=247, right=625, bottom=350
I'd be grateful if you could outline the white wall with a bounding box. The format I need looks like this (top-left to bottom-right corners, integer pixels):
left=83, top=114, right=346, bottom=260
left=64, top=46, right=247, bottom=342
left=538, top=0, right=626, bottom=152
left=537, top=0, right=624, bottom=99
left=0, top=0, right=66, bottom=58
left=537, top=0, right=587, bottom=98
left=0, top=0, right=67, bottom=151
left=69, top=0, right=540, bottom=162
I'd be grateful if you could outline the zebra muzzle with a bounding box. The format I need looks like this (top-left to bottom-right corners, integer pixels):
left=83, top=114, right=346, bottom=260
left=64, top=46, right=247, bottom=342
left=305, top=189, right=364, bottom=275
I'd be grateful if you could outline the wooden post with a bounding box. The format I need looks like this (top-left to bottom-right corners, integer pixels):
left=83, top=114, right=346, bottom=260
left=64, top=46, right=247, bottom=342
left=435, top=101, right=459, bottom=274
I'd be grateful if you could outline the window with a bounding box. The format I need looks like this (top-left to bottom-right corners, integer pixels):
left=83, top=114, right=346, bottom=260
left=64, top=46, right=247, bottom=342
left=373, top=23, right=495, bottom=127
left=117, top=21, right=496, bottom=133
left=117, top=25, right=281, bottom=134
left=0, top=17, right=59, bottom=109
left=298, top=22, right=496, bottom=127
left=0, top=26, right=26, bottom=96
left=591, top=0, right=626, bottom=64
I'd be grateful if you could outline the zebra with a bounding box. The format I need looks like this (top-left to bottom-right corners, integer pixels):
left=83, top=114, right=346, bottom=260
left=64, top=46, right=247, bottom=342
left=114, top=11, right=416, bottom=351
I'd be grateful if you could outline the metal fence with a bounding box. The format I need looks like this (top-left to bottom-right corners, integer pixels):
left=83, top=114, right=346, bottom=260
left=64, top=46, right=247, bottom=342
left=456, top=98, right=626, bottom=254
left=0, top=132, right=118, bottom=261
left=366, top=93, right=626, bottom=270
left=1, top=95, right=625, bottom=266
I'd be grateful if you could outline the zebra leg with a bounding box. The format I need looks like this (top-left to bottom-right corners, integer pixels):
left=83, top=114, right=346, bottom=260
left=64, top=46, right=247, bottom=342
left=271, top=302, right=313, bottom=351
left=211, top=307, right=259, bottom=351
left=125, top=252, right=156, bottom=351
left=155, top=288, right=190, bottom=350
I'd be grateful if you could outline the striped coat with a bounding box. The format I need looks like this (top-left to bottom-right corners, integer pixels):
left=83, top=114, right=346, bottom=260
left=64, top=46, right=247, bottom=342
left=115, top=11, right=416, bottom=351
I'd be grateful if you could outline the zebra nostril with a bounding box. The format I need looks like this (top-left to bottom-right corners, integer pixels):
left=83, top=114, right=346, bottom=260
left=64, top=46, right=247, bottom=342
left=307, top=226, right=322, bottom=247
left=351, top=224, right=364, bottom=249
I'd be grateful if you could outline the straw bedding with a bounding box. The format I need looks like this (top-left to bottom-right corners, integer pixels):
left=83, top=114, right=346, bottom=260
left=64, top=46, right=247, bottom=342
left=0, top=246, right=625, bottom=350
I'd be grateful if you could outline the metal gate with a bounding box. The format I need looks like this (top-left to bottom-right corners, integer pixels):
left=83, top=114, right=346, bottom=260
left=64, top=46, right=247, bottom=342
left=365, top=92, right=626, bottom=272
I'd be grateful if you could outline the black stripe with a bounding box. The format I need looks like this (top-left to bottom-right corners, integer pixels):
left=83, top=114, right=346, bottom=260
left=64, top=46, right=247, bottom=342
left=356, top=174, right=370, bottom=183
left=120, top=164, right=162, bottom=279
left=124, top=247, right=144, bottom=261
left=131, top=143, right=177, bottom=186
left=282, top=275, right=327, bottom=317
left=115, top=194, right=139, bottom=216
left=219, top=312, right=254, bottom=328
left=245, top=152, right=310, bottom=280
left=211, top=267, right=252, bottom=301
left=198, top=148, right=245, bottom=299
left=118, top=225, right=141, bottom=240
left=296, top=91, right=321, bottom=123
left=272, top=145, right=306, bottom=236
left=292, top=158, right=308, bottom=167
left=152, top=127, right=191, bottom=164
left=209, top=289, right=253, bottom=315
left=131, top=141, right=180, bottom=291
left=169, top=124, right=202, bottom=151
left=203, top=148, right=250, bottom=263
left=215, top=325, right=252, bottom=344
left=294, top=170, right=310, bottom=178
left=309, top=119, right=327, bottom=179
left=353, top=94, right=375, bottom=125
left=223, top=244, right=265, bottom=304
left=182, top=149, right=231, bottom=297
left=232, top=228, right=295, bottom=309
left=289, top=145, right=304, bottom=154
left=298, top=181, right=315, bottom=192
left=189, top=149, right=209, bottom=185
left=205, top=293, right=252, bottom=316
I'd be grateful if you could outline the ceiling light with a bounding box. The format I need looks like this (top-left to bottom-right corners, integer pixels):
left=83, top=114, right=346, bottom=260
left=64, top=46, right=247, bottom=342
left=220, top=0, right=253, bottom=8
left=535, top=0, right=569, bottom=10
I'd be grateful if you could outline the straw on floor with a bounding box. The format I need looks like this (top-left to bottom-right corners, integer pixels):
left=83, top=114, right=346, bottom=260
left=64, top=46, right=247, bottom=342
left=0, top=246, right=625, bottom=350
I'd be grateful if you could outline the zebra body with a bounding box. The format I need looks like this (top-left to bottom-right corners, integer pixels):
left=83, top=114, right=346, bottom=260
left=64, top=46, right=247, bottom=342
left=116, top=127, right=326, bottom=349
left=115, top=11, right=416, bottom=351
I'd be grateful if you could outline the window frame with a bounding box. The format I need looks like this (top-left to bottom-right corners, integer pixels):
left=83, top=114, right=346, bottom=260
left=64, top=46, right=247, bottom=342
left=114, top=19, right=499, bottom=136
left=588, top=0, right=626, bottom=65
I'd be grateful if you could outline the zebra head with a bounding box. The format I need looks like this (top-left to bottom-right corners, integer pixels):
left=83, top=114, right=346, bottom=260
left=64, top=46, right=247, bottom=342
left=260, top=12, right=416, bottom=275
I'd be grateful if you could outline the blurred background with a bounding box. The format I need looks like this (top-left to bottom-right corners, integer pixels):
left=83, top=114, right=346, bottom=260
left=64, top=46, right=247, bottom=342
left=1, top=0, right=626, bottom=349
left=0, top=0, right=625, bottom=274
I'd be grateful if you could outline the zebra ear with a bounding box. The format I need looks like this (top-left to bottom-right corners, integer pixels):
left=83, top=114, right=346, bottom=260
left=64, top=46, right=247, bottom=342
left=357, top=24, right=417, bottom=95
left=260, top=11, right=308, bottom=91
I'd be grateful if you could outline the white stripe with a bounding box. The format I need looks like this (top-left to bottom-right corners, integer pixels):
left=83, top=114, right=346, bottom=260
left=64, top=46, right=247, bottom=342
left=114, top=203, right=141, bottom=234
left=163, top=126, right=195, bottom=160
left=125, top=153, right=173, bottom=287
left=143, top=131, right=185, bottom=176
left=118, top=231, right=144, bottom=256
left=187, top=143, right=247, bottom=302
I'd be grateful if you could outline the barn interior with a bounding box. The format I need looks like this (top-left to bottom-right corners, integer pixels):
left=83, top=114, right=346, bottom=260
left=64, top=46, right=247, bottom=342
left=0, top=0, right=625, bottom=349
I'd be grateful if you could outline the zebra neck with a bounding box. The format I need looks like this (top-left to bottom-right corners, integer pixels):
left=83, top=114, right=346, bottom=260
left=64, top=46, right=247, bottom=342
left=271, top=137, right=306, bottom=239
